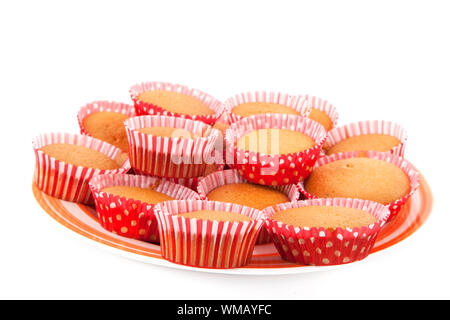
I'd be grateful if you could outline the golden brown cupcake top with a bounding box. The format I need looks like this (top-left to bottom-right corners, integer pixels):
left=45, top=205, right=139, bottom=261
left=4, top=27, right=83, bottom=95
left=137, top=90, right=214, bottom=116
left=178, top=210, right=253, bottom=222
left=308, top=108, right=333, bottom=131
left=325, top=134, right=401, bottom=155
left=237, top=128, right=315, bottom=155
left=231, top=102, right=300, bottom=118
left=272, top=205, right=377, bottom=229
left=82, top=111, right=130, bottom=152
left=40, top=144, right=121, bottom=170
left=102, top=185, right=174, bottom=204
left=304, top=157, right=410, bottom=204
left=206, top=183, right=290, bottom=210
left=137, top=127, right=201, bottom=139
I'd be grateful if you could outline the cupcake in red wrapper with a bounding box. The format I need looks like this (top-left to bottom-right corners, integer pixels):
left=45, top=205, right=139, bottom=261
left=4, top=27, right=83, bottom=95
left=298, top=151, right=420, bottom=220
left=225, top=114, right=328, bottom=186
left=301, top=94, right=339, bottom=131
left=33, top=133, right=131, bottom=204
left=129, top=81, right=224, bottom=126
left=77, top=100, right=135, bottom=153
left=89, top=173, right=200, bottom=243
left=223, top=90, right=311, bottom=125
left=154, top=200, right=265, bottom=269
left=323, top=120, right=407, bottom=157
left=125, top=115, right=221, bottom=178
left=197, top=168, right=299, bottom=244
left=263, top=198, right=390, bottom=266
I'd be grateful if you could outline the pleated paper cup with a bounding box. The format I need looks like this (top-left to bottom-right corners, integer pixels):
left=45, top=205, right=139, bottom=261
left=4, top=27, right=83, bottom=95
left=154, top=200, right=265, bottom=269
left=223, top=90, right=311, bottom=125
left=125, top=115, right=221, bottom=178
left=129, top=81, right=224, bottom=125
left=263, top=198, right=390, bottom=266
left=323, top=120, right=407, bottom=156
left=197, top=168, right=299, bottom=244
left=298, top=151, right=420, bottom=220
left=33, top=133, right=131, bottom=204
left=89, top=173, right=201, bottom=243
left=225, top=114, right=328, bottom=186
left=300, top=94, right=339, bottom=131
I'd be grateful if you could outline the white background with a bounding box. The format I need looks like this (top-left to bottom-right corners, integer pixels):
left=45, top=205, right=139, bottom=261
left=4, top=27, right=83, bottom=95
left=1, top=0, right=449, bottom=299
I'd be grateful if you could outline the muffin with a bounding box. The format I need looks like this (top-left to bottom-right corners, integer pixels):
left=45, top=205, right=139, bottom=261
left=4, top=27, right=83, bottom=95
left=225, top=114, right=327, bottom=185
left=129, top=82, right=223, bottom=125
left=77, top=101, right=135, bottom=153
left=125, top=115, right=221, bottom=178
left=263, top=198, right=390, bottom=265
left=154, top=200, right=265, bottom=268
left=33, top=133, right=130, bottom=204
left=323, top=120, right=407, bottom=156
left=299, top=151, right=420, bottom=219
left=89, top=174, right=200, bottom=243
left=302, top=95, right=338, bottom=131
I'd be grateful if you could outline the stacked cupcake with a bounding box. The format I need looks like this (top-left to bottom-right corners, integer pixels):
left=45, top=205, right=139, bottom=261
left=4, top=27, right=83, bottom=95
left=32, top=82, right=421, bottom=269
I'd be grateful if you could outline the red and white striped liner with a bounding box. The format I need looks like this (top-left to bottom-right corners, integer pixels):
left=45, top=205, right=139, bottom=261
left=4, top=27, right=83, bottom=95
left=225, top=114, right=328, bottom=186
left=223, top=90, right=311, bottom=124
left=323, top=120, right=407, bottom=156
left=298, top=151, right=420, bottom=220
left=33, top=133, right=131, bottom=204
left=89, top=173, right=201, bottom=243
left=77, top=100, right=135, bottom=136
left=263, top=198, right=390, bottom=266
left=300, top=94, right=338, bottom=131
left=154, top=200, right=266, bottom=269
left=124, top=115, right=221, bottom=178
left=197, top=169, right=299, bottom=244
left=129, top=81, right=224, bottom=125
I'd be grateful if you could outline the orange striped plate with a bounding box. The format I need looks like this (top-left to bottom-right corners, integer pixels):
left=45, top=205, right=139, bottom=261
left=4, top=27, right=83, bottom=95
left=32, top=173, right=432, bottom=275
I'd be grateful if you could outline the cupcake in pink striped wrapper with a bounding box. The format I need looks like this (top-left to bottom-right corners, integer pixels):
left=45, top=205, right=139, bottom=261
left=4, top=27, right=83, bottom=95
left=323, top=120, right=407, bottom=157
left=154, top=200, right=266, bottom=269
left=33, top=133, right=131, bottom=204
left=298, top=151, right=420, bottom=221
left=89, top=173, right=201, bottom=243
left=263, top=198, right=390, bottom=266
left=301, top=94, right=339, bottom=131
left=125, top=115, right=221, bottom=178
left=197, top=168, right=299, bottom=244
left=129, top=81, right=224, bottom=126
left=77, top=100, right=135, bottom=153
left=225, top=114, right=328, bottom=186
left=223, top=90, right=311, bottom=125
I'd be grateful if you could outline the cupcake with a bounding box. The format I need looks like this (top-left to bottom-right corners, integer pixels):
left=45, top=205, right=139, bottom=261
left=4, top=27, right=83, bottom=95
left=154, top=200, right=265, bottom=268
left=129, top=81, right=223, bottom=125
left=299, top=151, right=420, bottom=219
left=263, top=198, right=390, bottom=265
left=323, top=120, right=407, bottom=156
left=197, top=169, right=299, bottom=244
left=223, top=90, right=311, bottom=124
left=125, top=115, right=221, bottom=178
left=302, top=95, right=338, bottom=131
left=33, top=133, right=130, bottom=204
left=77, top=101, right=135, bottom=153
left=89, top=173, right=200, bottom=243
left=225, top=114, right=327, bottom=186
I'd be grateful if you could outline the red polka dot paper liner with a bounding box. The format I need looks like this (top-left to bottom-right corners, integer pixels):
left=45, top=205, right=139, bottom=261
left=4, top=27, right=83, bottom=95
left=323, top=120, right=407, bottom=157
left=154, top=200, right=265, bottom=269
left=223, top=90, right=311, bottom=124
left=124, top=115, right=221, bottom=178
left=225, top=114, right=328, bottom=186
left=298, top=151, right=420, bottom=221
left=263, top=198, right=390, bottom=266
left=301, top=94, right=339, bottom=131
left=76, top=100, right=135, bottom=136
left=89, top=173, right=200, bottom=243
left=129, top=81, right=224, bottom=126
left=197, top=168, right=299, bottom=244
left=33, top=133, right=131, bottom=204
